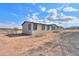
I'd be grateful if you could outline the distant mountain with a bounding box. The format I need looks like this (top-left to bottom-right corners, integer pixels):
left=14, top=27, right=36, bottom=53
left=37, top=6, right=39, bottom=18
left=64, top=26, right=79, bottom=29
left=0, top=28, right=12, bottom=30
left=0, top=28, right=21, bottom=30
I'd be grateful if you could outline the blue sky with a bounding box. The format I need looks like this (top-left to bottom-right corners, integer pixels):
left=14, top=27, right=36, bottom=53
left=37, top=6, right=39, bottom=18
left=0, top=3, right=79, bottom=28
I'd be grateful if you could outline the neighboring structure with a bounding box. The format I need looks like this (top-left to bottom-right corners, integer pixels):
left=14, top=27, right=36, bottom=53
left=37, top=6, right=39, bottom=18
left=22, top=21, right=60, bottom=35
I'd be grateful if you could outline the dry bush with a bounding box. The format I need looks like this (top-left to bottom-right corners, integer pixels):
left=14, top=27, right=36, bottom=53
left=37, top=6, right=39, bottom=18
left=33, top=33, right=45, bottom=37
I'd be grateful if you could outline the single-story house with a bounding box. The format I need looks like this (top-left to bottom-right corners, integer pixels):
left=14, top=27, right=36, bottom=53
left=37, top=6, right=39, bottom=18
left=22, top=21, right=60, bottom=35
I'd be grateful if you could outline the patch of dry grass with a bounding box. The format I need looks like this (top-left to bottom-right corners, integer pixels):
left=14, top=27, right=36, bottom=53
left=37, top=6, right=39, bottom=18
left=0, top=30, right=61, bottom=56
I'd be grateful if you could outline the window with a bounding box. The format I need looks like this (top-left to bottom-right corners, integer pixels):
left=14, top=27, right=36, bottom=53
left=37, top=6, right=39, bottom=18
left=52, top=26, right=55, bottom=30
left=47, top=25, right=50, bottom=30
left=28, top=24, right=31, bottom=30
left=42, top=24, right=45, bottom=30
left=33, top=23, right=37, bottom=30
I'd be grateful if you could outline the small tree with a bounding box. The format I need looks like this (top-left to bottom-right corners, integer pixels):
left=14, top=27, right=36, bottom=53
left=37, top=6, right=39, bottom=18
left=13, top=27, right=19, bottom=34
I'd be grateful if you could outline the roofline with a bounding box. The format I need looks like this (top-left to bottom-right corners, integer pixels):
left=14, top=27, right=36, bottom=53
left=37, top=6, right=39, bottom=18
left=22, top=21, right=59, bottom=26
left=22, top=21, right=33, bottom=25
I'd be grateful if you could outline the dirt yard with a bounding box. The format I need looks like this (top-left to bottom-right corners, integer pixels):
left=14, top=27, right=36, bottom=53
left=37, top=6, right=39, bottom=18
left=0, top=30, right=79, bottom=56
left=0, top=30, right=62, bottom=56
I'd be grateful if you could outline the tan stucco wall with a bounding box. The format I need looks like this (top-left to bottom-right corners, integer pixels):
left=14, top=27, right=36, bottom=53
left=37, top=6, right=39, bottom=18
left=22, top=23, right=32, bottom=34
left=32, top=24, right=53, bottom=36
left=32, top=24, right=44, bottom=35
left=22, top=22, right=58, bottom=35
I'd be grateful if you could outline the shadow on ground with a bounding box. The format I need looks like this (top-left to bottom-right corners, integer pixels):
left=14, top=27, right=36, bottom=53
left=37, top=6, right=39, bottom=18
left=6, top=33, right=31, bottom=37
left=53, top=31, right=60, bottom=33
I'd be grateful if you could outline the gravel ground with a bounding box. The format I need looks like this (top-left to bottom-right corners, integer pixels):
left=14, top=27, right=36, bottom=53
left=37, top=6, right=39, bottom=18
left=60, top=32, right=79, bottom=56
left=0, top=30, right=79, bottom=56
left=26, top=32, right=79, bottom=56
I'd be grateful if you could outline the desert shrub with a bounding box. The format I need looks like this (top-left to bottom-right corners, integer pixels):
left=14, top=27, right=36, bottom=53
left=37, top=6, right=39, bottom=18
left=13, top=27, right=19, bottom=34
left=34, top=34, right=44, bottom=37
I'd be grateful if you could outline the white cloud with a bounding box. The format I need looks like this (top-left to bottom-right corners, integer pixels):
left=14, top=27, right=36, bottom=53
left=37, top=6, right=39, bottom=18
left=12, top=13, right=20, bottom=19
left=68, top=20, right=78, bottom=23
left=47, top=9, right=57, bottom=14
left=61, top=18, right=79, bottom=27
left=12, top=13, right=18, bottom=17
left=57, top=4, right=66, bottom=10
left=66, top=17, right=79, bottom=24
left=27, top=14, right=30, bottom=17
left=46, top=8, right=77, bottom=22
left=26, top=8, right=79, bottom=27
left=32, top=3, right=36, bottom=5
left=46, top=8, right=58, bottom=20
left=39, top=5, right=46, bottom=12
left=0, top=22, right=16, bottom=28
left=32, top=13, right=39, bottom=16
left=26, top=13, right=40, bottom=23
left=63, top=7, right=79, bottom=12
left=31, top=13, right=39, bottom=20
left=29, top=9, right=33, bottom=12
left=43, top=8, right=79, bottom=27
left=17, top=26, right=22, bottom=29
left=57, top=3, right=70, bottom=10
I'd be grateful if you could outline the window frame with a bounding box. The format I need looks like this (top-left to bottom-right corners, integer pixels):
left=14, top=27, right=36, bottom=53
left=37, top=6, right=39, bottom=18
left=28, top=23, right=31, bottom=30
left=52, top=26, right=55, bottom=30
left=33, top=23, right=37, bottom=30
left=47, top=25, right=50, bottom=30
left=42, top=24, right=45, bottom=30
